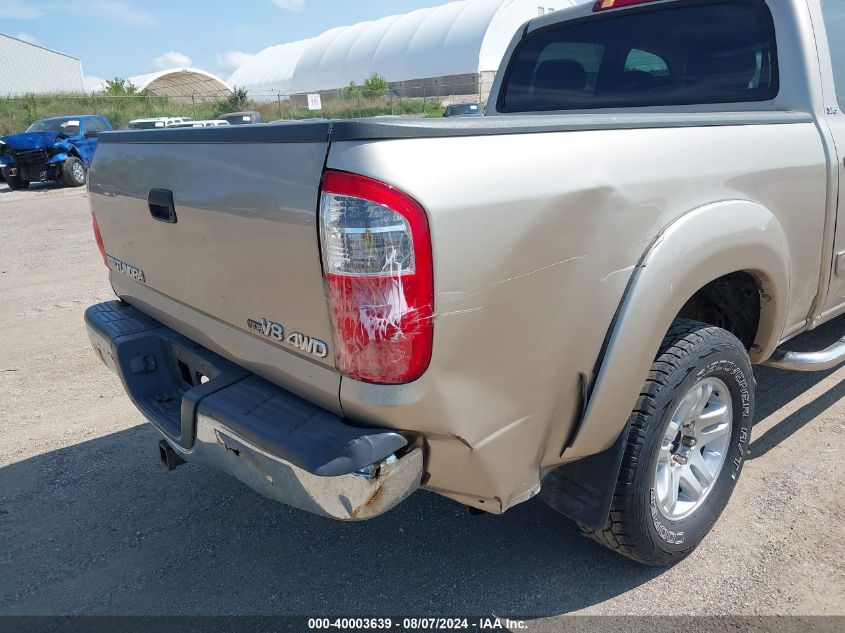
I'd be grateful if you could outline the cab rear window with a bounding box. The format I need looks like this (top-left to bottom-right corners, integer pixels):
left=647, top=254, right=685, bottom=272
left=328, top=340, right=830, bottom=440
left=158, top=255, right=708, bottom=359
left=498, top=0, right=778, bottom=112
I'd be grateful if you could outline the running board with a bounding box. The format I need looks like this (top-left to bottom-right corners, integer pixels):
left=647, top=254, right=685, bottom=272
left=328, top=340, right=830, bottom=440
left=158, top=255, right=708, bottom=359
left=764, top=336, right=845, bottom=371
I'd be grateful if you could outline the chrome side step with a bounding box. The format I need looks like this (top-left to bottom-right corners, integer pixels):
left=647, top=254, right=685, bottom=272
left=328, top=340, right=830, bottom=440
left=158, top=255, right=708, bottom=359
left=764, top=336, right=845, bottom=371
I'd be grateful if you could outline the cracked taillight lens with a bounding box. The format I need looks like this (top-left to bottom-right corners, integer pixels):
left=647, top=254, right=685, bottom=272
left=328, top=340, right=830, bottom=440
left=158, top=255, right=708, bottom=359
left=319, top=170, right=433, bottom=384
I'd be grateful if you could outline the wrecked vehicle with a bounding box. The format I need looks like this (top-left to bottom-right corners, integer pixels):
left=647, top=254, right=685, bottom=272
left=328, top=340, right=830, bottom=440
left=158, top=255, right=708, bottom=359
left=0, top=115, right=112, bottom=190
left=84, top=0, right=845, bottom=565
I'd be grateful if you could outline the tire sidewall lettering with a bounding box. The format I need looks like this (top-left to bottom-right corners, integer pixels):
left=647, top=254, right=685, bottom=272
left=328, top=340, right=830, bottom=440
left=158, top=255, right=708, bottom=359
left=647, top=352, right=753, bottom=549
left=693, top=358, right=751, bottom=482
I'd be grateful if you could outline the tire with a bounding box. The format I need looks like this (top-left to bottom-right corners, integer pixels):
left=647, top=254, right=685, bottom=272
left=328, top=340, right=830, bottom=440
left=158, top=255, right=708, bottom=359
left=62, top=157, right=86, bottom=187
left=1, top=166, right=30, bottom=190
left=583, top=318, right=754, bottom=565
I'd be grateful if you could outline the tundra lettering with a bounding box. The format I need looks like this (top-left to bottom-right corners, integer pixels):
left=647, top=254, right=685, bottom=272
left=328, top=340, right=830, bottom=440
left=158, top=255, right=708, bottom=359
left=105, top=255, right=145, bottom=283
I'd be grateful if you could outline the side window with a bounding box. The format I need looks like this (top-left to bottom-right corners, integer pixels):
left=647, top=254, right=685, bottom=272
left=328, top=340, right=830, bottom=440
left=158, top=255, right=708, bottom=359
left=822, top=0, right=845, bottom=108
left=85, top=118, right=105, bottom=134
left=524, top=42, right=605, bottom=106
left=624, top=49, right=670, bottom=76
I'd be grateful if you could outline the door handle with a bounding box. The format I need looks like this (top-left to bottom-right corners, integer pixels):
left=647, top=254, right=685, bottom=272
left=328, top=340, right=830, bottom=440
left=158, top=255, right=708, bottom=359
left=148, top=189, right=177, bottom=224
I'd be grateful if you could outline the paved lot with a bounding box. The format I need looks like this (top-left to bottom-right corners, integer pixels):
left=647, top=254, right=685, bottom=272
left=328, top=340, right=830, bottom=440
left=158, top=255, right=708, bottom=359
left=0, top=182, right=843, bottom=620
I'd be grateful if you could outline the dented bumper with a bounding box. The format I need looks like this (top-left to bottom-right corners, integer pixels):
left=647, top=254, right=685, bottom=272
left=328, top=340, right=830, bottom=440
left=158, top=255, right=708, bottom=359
left=85, top=300, right=423, bottom=520
left=174, top=419, right=423, bottom=520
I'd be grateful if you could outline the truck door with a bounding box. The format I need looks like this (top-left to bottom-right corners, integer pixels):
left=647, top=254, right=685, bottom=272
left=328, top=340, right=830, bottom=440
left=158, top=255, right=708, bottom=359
left=77, top=118, right=102, bottom=166
left=817, top=0, right=845, bottom=316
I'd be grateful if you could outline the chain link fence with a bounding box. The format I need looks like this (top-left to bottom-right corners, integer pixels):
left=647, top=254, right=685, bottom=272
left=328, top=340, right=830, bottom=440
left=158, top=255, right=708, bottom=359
left=0, top=77, right=496, bottom=135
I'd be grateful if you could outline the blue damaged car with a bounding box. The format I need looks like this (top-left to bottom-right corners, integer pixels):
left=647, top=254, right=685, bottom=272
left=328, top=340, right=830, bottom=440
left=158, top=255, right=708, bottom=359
left=0, top=115, right=112, bottom=190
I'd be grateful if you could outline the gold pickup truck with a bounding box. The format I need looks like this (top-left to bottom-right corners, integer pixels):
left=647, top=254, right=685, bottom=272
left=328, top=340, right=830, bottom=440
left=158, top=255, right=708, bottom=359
left=85, top=0, right=845, bottom=564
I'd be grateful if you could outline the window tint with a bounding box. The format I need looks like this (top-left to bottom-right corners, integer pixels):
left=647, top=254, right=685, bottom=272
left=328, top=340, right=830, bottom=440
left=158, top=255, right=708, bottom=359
left=85, top=118, right=107, bottom=133
left=625, top=49, right=669, bottom=76
left=822, top=0, right=845, bottom=108
left=499, top=1, right=777, bottom=112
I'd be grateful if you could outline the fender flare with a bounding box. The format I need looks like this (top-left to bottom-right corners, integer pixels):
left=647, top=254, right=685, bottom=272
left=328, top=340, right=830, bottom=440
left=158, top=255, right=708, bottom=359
left=566, top=200, right=790, bottom=461
left=542, top=200, right=790, bottom=528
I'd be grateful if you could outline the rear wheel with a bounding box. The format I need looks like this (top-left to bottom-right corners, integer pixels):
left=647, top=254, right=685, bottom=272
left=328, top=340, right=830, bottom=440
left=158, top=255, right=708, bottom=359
left=2, top=166, right=30, bottom=190
left=62, top=157, right=86, bottom=187
left=583, top=318, right=754, bottom=565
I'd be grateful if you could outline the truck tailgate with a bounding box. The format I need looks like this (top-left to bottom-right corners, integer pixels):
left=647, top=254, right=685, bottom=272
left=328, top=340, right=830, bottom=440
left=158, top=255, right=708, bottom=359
left=88, top=122, right=336, bottom=377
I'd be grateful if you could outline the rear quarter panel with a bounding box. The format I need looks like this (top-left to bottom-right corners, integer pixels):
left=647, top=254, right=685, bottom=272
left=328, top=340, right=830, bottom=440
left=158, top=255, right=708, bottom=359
left=328, top=120, right=826, bottom=510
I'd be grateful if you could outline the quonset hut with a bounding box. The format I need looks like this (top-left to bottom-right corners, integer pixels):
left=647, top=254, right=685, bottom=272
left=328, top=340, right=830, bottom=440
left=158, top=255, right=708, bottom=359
left=228, top=0, right=576, bottom=100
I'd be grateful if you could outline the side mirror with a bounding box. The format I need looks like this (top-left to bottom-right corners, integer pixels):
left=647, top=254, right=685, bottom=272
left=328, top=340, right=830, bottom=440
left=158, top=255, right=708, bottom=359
left=84, top=131, right=99, bottom=139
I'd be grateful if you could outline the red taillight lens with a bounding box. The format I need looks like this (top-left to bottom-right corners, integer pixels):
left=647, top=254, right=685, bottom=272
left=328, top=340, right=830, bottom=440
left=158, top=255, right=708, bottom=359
left=92, top=213, right=107, bottom=266
left=593, top=0, right=656, bottom=11
left=319, top=170, right=433, bottom=384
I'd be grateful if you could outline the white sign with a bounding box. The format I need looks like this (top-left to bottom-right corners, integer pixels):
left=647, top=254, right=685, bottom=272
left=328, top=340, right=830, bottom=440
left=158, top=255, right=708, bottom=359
left=307, top=94, right=323, bottom=111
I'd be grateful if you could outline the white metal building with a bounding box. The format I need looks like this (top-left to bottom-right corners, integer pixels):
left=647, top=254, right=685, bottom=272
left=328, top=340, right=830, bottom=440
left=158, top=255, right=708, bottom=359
left=0, top=33, right=85, bottom=96
left=229, top=0, right=576, bottom=98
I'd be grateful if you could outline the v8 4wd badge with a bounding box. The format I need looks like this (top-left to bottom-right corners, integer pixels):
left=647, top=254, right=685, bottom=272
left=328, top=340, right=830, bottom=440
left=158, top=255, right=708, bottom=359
left=247, top=318, right=328, bottom=359
left=247, top=317, right=283, bottom=341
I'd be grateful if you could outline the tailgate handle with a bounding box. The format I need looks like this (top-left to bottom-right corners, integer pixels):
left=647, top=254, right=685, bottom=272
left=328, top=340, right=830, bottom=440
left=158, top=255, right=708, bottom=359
left=148, top=189, right=177, bottom=224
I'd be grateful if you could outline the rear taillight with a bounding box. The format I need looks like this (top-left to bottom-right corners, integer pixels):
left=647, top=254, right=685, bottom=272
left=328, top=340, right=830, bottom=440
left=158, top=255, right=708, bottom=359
left=593, top=0, right=656, bottom=10
left=92, top=213, right=107, bottom=266
left=319, top=170, right=433, bottom=384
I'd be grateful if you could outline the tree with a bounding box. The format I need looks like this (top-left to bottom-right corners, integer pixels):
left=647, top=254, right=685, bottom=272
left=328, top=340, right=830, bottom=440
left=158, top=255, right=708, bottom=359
left=101, top=78, right=140, bottom=95
left=362, top=73, right=388, bottom=98
left=343, top=81, right=360, bottom=99
left=214, top=86, right=250, bottom=116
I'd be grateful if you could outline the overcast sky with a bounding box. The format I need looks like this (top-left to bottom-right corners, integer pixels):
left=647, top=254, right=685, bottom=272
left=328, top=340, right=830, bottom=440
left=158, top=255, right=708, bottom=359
left=0, top=0, right=460, bottom=85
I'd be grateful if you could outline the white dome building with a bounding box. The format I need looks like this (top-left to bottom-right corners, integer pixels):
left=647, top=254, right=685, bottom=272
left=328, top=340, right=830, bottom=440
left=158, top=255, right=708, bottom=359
left=94, top=68, right=232, bottom=103
left=229, top=0, right=576, bottom=100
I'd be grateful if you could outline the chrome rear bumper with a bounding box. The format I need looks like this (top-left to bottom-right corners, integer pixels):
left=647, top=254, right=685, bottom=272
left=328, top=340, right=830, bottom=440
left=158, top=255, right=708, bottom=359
left=85, top=300, right=423, bottom=521
left=168, top=416, right=423, bottom=520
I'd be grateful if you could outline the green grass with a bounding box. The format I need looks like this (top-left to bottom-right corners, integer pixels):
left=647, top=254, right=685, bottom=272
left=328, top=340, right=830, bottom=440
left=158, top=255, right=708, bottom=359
left=0, top=93, right=446, bottom=134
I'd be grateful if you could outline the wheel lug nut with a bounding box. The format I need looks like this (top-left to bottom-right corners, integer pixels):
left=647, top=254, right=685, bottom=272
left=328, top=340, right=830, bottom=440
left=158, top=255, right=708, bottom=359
left=672, top=454, right=688, bottom=465
left=682, top=436, right=697, bottom=448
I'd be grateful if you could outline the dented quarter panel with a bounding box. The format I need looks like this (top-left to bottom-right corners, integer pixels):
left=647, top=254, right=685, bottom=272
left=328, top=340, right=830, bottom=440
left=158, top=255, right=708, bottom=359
left=566, top=200, right=792, bottom=461
left=328, top=121, right=826, bottom=510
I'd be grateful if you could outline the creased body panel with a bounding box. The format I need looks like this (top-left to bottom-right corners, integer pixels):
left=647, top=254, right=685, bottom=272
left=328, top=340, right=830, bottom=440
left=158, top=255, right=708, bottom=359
left=328, top=121, right=826, bottom=511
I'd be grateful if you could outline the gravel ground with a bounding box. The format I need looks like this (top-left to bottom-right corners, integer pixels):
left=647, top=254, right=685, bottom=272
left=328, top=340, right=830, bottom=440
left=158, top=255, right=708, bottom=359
left=0, top=182, right=843, bottom=621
